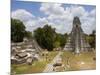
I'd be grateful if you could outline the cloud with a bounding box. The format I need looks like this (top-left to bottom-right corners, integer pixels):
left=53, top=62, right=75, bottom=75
left=80, top=9, right=96, bottom=34
left=11, top=3, right=96, bottom=35
left=11, top=9, right=35, bottom=22
left=40, top=3, right=64, bottom=15
left=40, top=3, right=96, bottom=34
left=11, top=9, right=36, bottom=31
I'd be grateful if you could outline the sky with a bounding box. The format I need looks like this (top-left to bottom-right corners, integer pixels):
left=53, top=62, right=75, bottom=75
left=11, top=0, right=96, bottom=34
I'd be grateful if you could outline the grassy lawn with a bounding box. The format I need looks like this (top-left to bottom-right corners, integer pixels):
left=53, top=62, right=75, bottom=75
left=61, top=50, right=96, bottom=71
left=41, top=51, right=59, bottom=63
left=11, top=50, right=96, bottom=74
left=11, top=51, right=59, bottom=74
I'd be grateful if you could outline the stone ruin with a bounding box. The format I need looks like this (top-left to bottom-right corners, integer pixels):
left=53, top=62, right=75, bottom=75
left=64, top=16, right=92, bottom=54
left=11, top=38, right=42, bottom=65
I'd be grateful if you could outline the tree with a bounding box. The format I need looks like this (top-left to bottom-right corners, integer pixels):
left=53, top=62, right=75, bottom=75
left=11, top=19, right=26, bottom=42
left=34, top=25, right=55, bottom=51
left=86, top=30, right=96, bottom=49
left=34, top=24, right=67, bottom=51
left=34, top=27, right=44, bottom=48
left=54, top=33, right=67, bottom=48
left=89, top=30, right=96, bottom=48
left=25, top=31, right=33, bottom=39
left=60, top=34, right=67, bottom=47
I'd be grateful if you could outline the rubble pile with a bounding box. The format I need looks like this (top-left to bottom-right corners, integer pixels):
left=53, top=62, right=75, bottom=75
left=11, top=39, right=41, bottom=64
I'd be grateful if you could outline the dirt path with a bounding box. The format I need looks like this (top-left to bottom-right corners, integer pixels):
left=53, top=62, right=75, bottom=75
left=43, top=51, right=63, bottom=73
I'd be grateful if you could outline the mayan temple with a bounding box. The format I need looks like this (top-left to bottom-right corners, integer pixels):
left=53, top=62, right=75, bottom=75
left=64, top=16, right=91, bottom=54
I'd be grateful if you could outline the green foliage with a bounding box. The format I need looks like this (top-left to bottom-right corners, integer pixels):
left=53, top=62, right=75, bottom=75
left=25, top=31, right=33, bottom=39
left=89, top=36, right=95, bottom=48
left=54, top=33, right=67, bottom=48
left=86, top=30, right=96, bottom=48
left=11, top=19, right=26, bottom=42
left=54, top=41, right=60, bottom=48
left=34, top=25, right=55, bottom=51
left=34, top=24, right=67, bottom=51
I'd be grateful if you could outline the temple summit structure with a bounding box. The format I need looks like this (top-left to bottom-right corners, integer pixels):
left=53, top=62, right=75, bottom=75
left=64, top=16, right=91, bottom=54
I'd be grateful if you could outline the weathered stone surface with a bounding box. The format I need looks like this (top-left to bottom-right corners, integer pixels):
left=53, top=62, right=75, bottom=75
left=16, top=52, right=27, bottom=58
left=26, top=57, right=33, bottom=65
left=11, top=39, right=42, bottom=64
left=64, top=16, right=92, bottom=53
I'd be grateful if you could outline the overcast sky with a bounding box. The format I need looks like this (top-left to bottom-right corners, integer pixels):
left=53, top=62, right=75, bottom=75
left=11, top=0, right=96, bottom=34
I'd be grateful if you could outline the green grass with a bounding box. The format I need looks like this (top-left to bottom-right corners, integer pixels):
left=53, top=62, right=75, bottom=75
left=61, top=51, right=96, bottom=71
left=43, top=51, right=59, bottom=63
left=11, top=51, right=59, bottom=74
left=11, top=50, right=96, bottom=74
left=11, top=61, right=47, bottom=74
